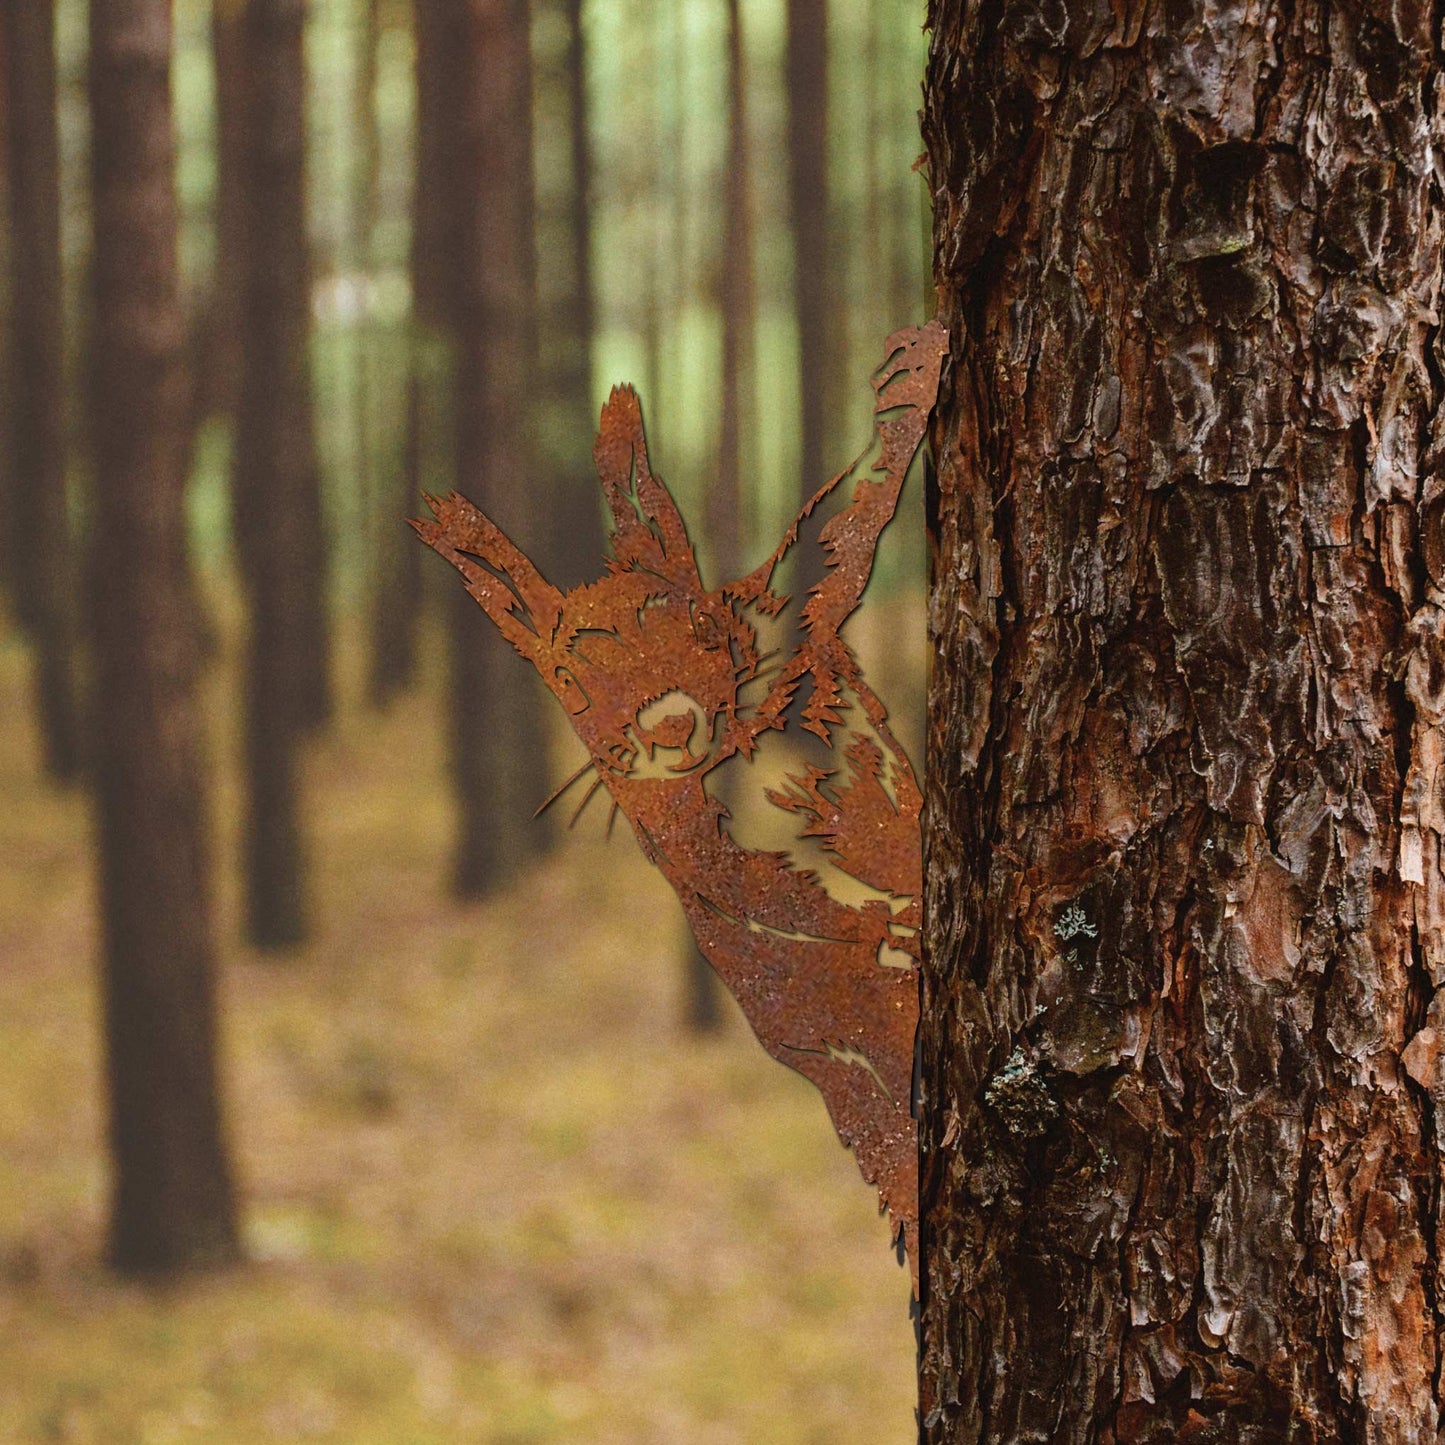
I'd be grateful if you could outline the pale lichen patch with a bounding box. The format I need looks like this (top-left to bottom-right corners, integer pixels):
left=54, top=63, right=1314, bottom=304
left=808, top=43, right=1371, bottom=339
left=983, top=1047, right=1058, bottom=1139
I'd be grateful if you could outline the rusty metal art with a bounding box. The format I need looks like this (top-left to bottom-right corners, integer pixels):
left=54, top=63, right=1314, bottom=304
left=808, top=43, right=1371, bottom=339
left=414, top=320, right=946, bottom=1291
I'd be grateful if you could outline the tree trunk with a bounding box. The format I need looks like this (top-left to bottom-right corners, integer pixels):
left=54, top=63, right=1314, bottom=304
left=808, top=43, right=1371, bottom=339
left=538, top=0, right=606, bottom=592
left=677, top=0, right=759, bottom=1040
left=233, top=0, right=330, bottom=739
left=890, top=8, right=927, bottom=335
left=87, top=0, right=239, bottom=1275
left=200, top=0, right=247, bottom=428
left=232, top=0, right=325, bottom=947
left=921, top=1, right=1445, bottom=1439
left=445, top=0, right=552, bottom=897
left=368, top=0, right=453, bottom=708
left=713, top=0, right=751, bottom=588
left=410, top=0, right=463, bottom=339
left=639, top=12, right=663, bottom=417
left=3, top=0, right=82, bottom=783
left=368, top=366, right=426, bottom=707
left=351, top=0, right=381, bottom=580
left=0, top=10, right=11, bottom=622
left=785, top=0, right=830, bottom=533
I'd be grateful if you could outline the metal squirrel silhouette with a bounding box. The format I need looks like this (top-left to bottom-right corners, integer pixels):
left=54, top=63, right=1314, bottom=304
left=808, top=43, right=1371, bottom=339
left=414, top=320, right=946, bottom=1290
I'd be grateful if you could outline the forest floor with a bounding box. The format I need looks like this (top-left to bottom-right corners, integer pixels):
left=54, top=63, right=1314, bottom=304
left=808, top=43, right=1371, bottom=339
left=0, top=590, right=919, bottom=1444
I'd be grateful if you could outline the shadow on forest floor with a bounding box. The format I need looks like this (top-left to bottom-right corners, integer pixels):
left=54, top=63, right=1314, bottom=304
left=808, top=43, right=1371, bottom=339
left=0, top=585, right=920, bottom=1444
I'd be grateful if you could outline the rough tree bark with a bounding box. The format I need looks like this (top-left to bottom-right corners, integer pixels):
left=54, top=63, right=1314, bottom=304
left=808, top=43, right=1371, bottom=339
left=3, top=0, right=82, bottom=783
left=920, top=0, right=1445, bottom=1439
left=233, top=0, right=328, bottom=946
left=446, top=0, right=553, bottom=897
left=88, top=0, right=239, bottom=1274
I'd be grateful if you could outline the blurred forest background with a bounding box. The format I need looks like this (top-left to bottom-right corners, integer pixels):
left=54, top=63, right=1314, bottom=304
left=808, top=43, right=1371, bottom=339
left=0, top=0, right=929, bottom=1438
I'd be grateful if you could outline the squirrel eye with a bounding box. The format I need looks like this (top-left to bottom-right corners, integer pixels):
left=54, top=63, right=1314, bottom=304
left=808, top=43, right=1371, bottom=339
left=554, top=667, right=590, bottom=715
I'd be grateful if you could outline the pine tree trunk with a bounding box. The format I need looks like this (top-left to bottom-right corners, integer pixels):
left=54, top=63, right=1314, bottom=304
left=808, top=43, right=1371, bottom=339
left=921, top=1, right=1445, bottom=1438
left=233, top=0, right=324, bottom=946
left=234, top=0, right=330, bottom=739
left=676, top=0, right=759, bottom=1040
left=0, top=11, right=11, bottom=622
left=87, top=0, right=239, bottom=1275
left=785, top=0, right=830, bottom=530
left=713, top=0, right=751, bottom=588
left=3, top=0, right=81, bottom=783
left=446, top=0, right=552, bottom=897
left=368, top=359, right=426, bottom=708
left=890, top=8, right=927, bottom=334
left=368, top=0, right=453, bottom=708
left=540, top=0, right=606, bottom=592
left=351, top=0, right=381, bottom=585
left=202, top=0, right=247, bottom=427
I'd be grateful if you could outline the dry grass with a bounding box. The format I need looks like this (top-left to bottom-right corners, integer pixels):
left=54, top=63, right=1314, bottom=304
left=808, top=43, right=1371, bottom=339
left=0, top=598, right=918, bottom=1443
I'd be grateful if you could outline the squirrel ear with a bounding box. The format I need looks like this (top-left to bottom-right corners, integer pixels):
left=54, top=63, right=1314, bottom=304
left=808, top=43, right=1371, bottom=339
left=411, top=492, right=563, bottom=660
left=730, top=319, right=948, bottom=626
left=594, top=386, right=700, bottom=590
